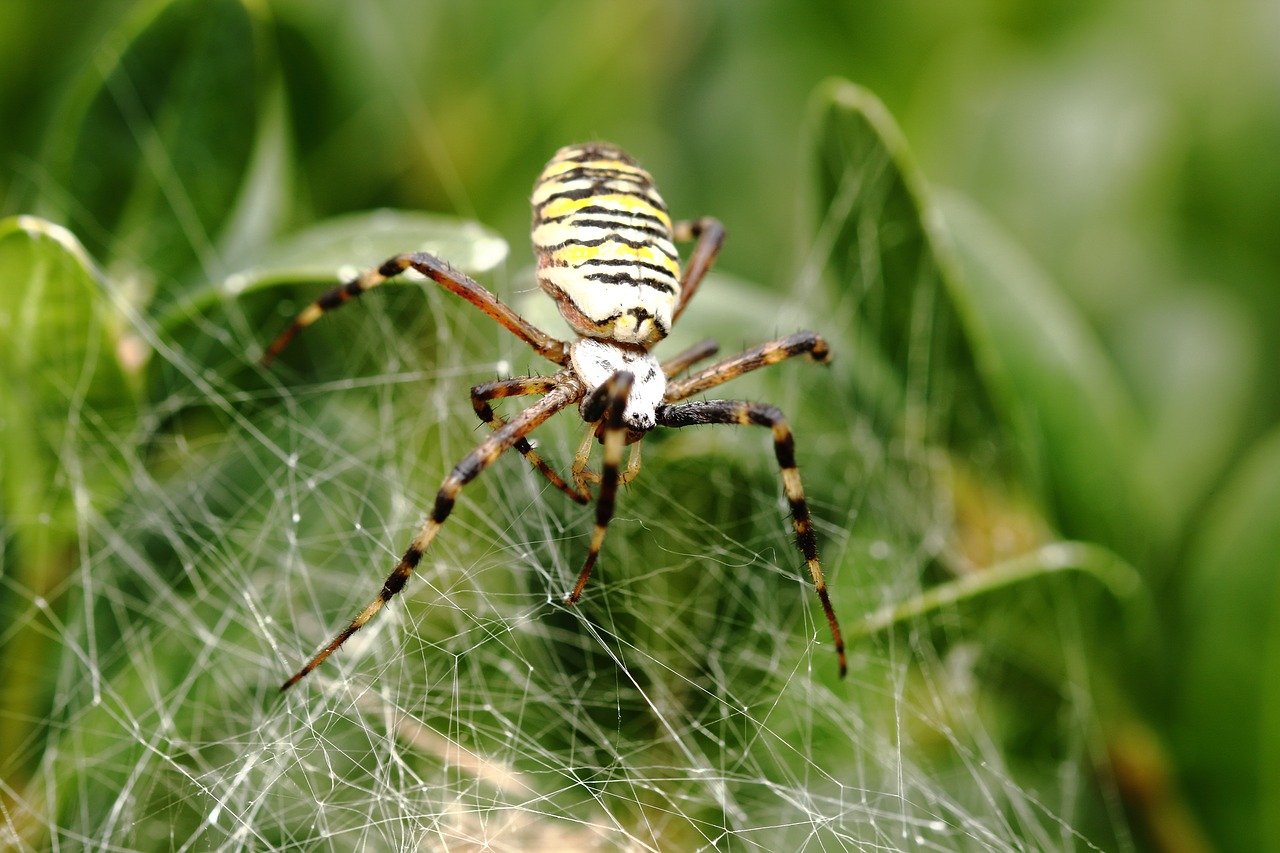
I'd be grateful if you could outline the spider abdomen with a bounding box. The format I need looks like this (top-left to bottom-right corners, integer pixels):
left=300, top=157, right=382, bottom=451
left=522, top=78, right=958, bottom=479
left=532, top=143, right=681, bottom=347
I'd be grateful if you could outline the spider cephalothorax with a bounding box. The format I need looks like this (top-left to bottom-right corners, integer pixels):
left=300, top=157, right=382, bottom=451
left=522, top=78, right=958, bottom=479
left=266, top=143, right=845, bottom=691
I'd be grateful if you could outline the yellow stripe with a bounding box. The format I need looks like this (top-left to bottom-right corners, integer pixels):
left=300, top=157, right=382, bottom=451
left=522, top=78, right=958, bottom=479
left=807, top=559, right=826, bottom=591
left=781, top=467, right=804, bottom=497
left=298, top=304, right=324, bottom=326
left=540, top=194, right=672, bottom=230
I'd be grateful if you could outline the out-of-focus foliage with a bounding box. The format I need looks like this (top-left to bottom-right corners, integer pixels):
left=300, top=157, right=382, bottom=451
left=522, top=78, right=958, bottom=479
left=2, top=1, right=1277, bottom=850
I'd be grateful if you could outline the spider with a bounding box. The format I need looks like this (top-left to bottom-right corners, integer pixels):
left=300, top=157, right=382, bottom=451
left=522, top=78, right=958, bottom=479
left=268, top=142, right=845, bottom=690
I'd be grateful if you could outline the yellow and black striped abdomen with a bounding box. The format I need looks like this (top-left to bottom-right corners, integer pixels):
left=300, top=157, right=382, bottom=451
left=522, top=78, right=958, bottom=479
left=532, top=143, right=681, bottom=347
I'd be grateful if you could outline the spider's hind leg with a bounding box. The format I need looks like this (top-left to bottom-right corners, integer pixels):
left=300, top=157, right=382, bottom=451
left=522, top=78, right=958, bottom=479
left=261, top=252, right=568, bottom=366
left=655, top=398, right=846, bottom=677
left=280, top=381, right=582, bottom=691
left=671, top=217, right=726, bottom=324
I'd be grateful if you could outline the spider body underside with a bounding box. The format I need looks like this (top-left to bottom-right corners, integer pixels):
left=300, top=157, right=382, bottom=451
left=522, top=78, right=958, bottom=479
left=268, top=142, right=846, bottom=690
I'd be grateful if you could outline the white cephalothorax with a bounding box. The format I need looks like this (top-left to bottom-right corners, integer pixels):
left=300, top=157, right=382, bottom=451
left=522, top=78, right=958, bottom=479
left=569, top=338, right=666, bottom=432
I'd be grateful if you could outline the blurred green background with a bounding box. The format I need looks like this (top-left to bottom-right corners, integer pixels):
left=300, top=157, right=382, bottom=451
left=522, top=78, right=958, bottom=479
left=2, top=0, right=1278, bottom=850
left=5, top=0, right=1278, bottom=408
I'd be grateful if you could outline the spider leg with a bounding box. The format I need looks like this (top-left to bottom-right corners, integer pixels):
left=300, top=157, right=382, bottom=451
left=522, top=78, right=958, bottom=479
left=671, top=217, right=726, bottom=324
left=618, top=444, right=643, bottom=485
left=472, top=376, right=589, bottom=504
left=262, top=252, right=569, bottom=366
left=572, top=427, right=596, bottom=495
left=663, top=331, right=831, bottom=403
left=564, top=371, right=635, bottom=606
left=571, top=427, right=643, bottom=494
left=281, top=378, right=584, bottom=691
left=660, top=338, right=720, bottom=377
left=654, top=399, right=847, bottom=677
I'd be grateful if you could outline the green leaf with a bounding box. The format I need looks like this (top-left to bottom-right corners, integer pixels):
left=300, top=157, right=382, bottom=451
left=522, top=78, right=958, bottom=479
left=1173, top=426, right=1280, bottom=852
left=0, top=215, right=139, bottom=783
left=152, top=209, right=509, bottom=339
left=809, top=78, right=1146, bottom=557
left=213, top=76, right=294, bottom=274
left=42, top=0, right=274, bottom=286
left=222, top=209, right=510, bottom=296
left=1115, top=291, right=1257, bottom=557
left=807, top=78, right=997, bottom=455
left=0, top=215, right=139, bottom=537
left=937, top=192, right=1146, bottom=558
left=144, top=210, right=510, bottom=403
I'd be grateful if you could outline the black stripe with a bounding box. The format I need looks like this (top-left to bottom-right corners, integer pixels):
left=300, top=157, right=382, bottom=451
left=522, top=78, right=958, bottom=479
left=595, top=486, right=617, bottom=522
left=317, top=289, right=345, bottom=310
left=551, top=163, right=648, bottom=179
left=452, top=453, right=486, bottom=486
left=577, top=256, right=678, bottom=277
left=535, top=179, right=659, bottom=203
left=431, top=492, right=455, bottom=523
left=316, top=279, right=360, bottom=310
left=381, top=554, right=417, bottom=599
left=583, top=271, right=677, bottom=295
left=539, top=204, right=667, bottom=229
left=747, top=405, right=784, bottom=428
left=788, top=496, right=811, bottom=523
left=538, top=234, right=678, bottom=261
left=379, top=257, right=409, bottom=277
left=549, top=165, right=652, bottom=186
left=774, top=433, right=798, bottom=469
left=380, top=573, right=407, bottom=600
left=536, top=189, right=668, bottom=218
left=535, top=182, right=667, bottom=214
left=539, top=217, right=672, bottom=241
left=794, top=525, right=818, bottom=561
left=654, top=401, right=711, bottom=427
left=537, top=185, right=611, bottom=206
left=557, top=146, right=638, bottom=165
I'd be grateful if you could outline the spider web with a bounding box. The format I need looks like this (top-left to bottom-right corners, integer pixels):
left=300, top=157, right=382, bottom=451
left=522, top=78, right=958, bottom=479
left=2, top=112, right=1125, bottom=853
left=4, top=255, right=1122, bottom=851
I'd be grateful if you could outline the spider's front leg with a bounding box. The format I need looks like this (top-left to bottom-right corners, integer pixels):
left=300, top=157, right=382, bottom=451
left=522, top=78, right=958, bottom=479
left=655, top=399, right=847, bottom=677
left=565, top=371, right=635, bottom=606
left=663, top=330, right=830, bottom=403
left=280, top=378, right=583, bottom=691
left=261, top=252, right=569, bottom=367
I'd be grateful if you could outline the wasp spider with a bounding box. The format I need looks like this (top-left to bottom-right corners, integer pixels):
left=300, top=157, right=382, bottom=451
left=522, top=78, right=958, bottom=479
left=268, top=142, right=845, bottom=690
